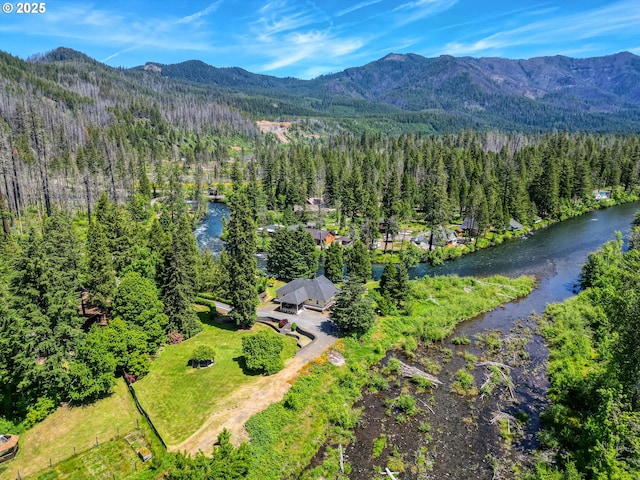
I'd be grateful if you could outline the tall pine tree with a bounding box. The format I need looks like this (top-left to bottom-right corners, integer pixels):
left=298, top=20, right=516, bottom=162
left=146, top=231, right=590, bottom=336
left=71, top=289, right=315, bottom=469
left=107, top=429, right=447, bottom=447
left=86, top=221, right=116, bottom=309
left=226, top=188, right=258, bottom=328
left=324, top=241, right=344, bottom=283
left=160, top=215, right=202, bottom=338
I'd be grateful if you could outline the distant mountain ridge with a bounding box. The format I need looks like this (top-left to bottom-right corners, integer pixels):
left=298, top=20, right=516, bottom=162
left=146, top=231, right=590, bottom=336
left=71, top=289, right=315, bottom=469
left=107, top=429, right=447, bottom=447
left=19, top=47, right=640, bottom=132
left=318, top=51, right=640, bottom=110
left=132, top=50, right=640, bottom=131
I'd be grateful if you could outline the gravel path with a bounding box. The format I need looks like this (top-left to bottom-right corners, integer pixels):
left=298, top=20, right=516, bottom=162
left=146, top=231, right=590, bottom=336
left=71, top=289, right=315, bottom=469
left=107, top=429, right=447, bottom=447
left=167, top=307, right=337, bottom=454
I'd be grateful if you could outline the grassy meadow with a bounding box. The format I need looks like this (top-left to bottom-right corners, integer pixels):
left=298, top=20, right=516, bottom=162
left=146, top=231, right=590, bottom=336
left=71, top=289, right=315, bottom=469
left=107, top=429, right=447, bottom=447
left=133, top=309, right=298, bottom=444
left=0, top=380, right=141, bottom=480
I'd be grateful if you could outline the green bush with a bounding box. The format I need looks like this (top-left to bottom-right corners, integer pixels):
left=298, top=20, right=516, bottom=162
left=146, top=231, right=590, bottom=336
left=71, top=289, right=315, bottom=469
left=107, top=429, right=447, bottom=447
left=283, top=391, right=304, bottom=412
left=451, top=369, right=478, bottom=396
left=368, top=373, right=389, bottom=392
left=242, top=330, right=285, bottom=375
left=190, top=344, right=216, bottom=367
left=23, top=397, right=57, bottom=429
left=384, top=357, right=401, bottom=374
left=412, top=376, right=434, bottom=390
left=451, top=334, right=471, bottom=345
left=372, top=434, right=387, bottom=459
left=394, top=394, right=418, bottom=416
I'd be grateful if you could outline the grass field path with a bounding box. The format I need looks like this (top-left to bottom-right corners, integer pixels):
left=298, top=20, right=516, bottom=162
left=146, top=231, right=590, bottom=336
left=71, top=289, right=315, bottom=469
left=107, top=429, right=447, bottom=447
left=169, top=309, right=337, bottom=454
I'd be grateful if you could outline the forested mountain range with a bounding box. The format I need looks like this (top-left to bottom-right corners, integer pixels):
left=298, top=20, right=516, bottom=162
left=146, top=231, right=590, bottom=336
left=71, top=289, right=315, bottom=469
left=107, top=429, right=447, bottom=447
left=139, top=50, right=640, bottom=132
left=0, top=47, right=259, bottom=220
left=3, top=46, right=640, bottom=143
left=3, top=45, right=640, bottom=225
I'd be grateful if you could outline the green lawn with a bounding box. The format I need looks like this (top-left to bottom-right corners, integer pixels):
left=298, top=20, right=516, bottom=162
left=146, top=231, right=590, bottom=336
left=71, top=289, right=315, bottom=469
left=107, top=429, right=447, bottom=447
left=25, top=437, right=148, bottom=480
left=133, top=313, right=298, bottom=444
left=0, top=380, right=142, bottom=480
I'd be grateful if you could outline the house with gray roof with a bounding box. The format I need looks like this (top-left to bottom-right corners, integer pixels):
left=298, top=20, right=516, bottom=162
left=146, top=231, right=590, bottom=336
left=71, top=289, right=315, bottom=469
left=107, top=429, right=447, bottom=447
left=275, top=275, right=339, bottom=314
left=508, top=218, right=524, bottom=231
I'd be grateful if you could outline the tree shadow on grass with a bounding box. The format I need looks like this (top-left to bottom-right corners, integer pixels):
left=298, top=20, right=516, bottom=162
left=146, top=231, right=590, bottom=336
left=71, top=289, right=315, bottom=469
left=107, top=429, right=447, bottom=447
left=198, top=312, right=242, bottom=331
left=233, top=356, right=262, bottom=377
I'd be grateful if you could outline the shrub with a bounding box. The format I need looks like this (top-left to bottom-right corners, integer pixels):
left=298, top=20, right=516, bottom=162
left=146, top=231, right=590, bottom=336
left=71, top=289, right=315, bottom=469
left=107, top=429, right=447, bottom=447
left=412, top=376, right=434, bottom=391
left=167, top=332, right=183, bottom=344
left=451, top=334, right=471, bottom=345
left=384, top=357, right=401, bottom=374
left=283, top=391, right=304, bottom=412
left=451, top=368, right=478, bottom=396
left=394, top=394, right=418, bottom=416
left=418, top=420, right=431, bottom=433
left=372, top=434, right=387, bottom=459
left=387, top=446, right=406, bottom=473
left=368, top=373, right=389, bottom=393
left=190, top=344, right=216, bottom=368
left=402, top=336, right=418, bottom=357
left=485, top=331, right=503, bottom=353
left=23, top=397, right=57, bottom=429
left=328, top=406, right=360, bottom=429
left=242, top=330, right=285, bottom=375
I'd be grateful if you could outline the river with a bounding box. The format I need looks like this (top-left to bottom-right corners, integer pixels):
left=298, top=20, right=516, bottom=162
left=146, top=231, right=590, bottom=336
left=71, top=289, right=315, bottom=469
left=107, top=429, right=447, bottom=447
left=196, top=200, right=639, bottom=303
left=197, top=200, right=639, bottom=477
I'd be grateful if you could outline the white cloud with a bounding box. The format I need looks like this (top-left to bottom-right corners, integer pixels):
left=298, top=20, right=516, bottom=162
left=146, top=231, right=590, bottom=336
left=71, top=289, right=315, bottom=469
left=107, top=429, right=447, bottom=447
left=336, top=0, right=384, bottom=18
left=177, top=1, right=222, bottom=25
left=440, top=0, right=640, bottom=57
left=260, top=30, right=364, bottom=72
left=391, top=0, right=458, bottom=27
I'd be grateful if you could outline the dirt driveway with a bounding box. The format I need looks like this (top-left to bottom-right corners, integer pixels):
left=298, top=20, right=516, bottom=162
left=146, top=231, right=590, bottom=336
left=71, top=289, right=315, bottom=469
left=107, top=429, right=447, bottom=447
left=167, top=307, right=337, bottom=454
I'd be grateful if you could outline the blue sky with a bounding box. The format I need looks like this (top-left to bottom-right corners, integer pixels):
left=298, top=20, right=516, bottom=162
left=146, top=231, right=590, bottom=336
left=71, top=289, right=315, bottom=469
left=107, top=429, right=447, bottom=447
left=1, top=0, right=639, bottom=79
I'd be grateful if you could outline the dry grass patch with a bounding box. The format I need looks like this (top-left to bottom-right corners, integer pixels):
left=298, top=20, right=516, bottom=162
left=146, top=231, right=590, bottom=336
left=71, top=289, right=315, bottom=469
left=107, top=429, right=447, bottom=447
left=0, top=380, right=140, bottom=480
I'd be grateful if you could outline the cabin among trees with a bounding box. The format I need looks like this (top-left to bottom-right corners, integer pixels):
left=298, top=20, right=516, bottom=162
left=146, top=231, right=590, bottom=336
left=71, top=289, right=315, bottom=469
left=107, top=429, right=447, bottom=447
left=459, top=217, right=479, bottom=235
left=274, top=275, right=339, bottom=314
left=305, top=228, right=335, bottom=247
left=0, top=434, right=19, bottom=464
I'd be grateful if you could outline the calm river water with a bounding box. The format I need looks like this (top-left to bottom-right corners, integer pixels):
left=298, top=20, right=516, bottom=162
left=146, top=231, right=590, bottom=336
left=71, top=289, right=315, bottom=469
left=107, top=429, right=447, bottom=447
left=196, top=200, right=640, bottom=312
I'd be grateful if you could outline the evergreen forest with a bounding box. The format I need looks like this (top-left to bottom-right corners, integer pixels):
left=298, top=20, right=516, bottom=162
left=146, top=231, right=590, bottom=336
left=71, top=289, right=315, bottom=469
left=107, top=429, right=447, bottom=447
left=1, top=47, right=640, bottom=478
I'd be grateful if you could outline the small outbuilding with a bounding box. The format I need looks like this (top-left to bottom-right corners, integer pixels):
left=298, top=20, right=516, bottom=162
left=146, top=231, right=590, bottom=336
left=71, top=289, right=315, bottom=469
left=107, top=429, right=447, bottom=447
left=459, top=217, right=479, bottom=235
left=275, top=275, right=339, bottom=314
left=0, top=434, right=19, bottom=464
left=508, top=218, right=524, bottom=231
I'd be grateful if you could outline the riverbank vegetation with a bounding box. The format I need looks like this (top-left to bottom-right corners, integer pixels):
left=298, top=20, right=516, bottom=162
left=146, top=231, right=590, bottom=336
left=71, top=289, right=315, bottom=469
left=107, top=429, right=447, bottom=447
left=529, top=227, right=640, bottom=479
left=244, top=273, right=534, bottom=479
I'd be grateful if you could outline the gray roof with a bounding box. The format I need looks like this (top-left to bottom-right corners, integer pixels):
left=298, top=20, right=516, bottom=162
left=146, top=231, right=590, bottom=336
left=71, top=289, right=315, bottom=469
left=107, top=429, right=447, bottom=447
left=509, top=218, right=523, bottom=230
left=461, top=217, right=478, bottom=231
left=279, top=288, right=309, bottom=306
left=276, top=275, right=339, bottom=305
